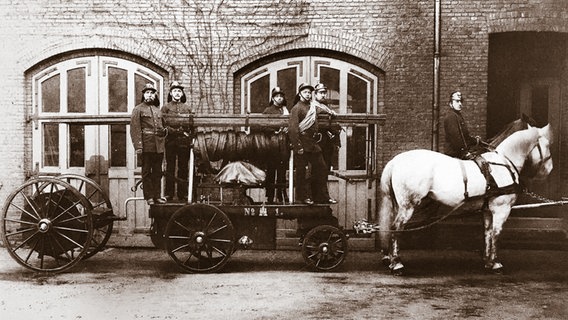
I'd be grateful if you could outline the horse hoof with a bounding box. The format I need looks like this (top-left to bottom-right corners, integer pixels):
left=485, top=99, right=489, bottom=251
left=485, top=266, right=504, bottom=275
left=389, top=262, right=405, bottom=276
left=391, top=267, right=405, bottom=276
left=485, top=262, right=504, bottom=274
left=490, top=267, right=504, bottom=275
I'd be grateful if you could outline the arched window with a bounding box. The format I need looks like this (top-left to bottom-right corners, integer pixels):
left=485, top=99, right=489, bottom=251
left=31, top=56, right=163, bottom=174
left=240, top=56, right=380, bottom=172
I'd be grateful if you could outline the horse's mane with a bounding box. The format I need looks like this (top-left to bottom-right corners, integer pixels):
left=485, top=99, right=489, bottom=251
left=487, top=113, right=537, bottom=147
left=495, top=126, right=538, bottom=153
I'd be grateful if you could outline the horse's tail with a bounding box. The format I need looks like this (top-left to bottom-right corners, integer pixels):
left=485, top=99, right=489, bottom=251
left=378, top=160, right=396, bottom=253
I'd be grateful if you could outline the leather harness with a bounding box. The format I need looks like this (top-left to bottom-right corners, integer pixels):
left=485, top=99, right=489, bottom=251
left=458, top=153, right=522, bottom=209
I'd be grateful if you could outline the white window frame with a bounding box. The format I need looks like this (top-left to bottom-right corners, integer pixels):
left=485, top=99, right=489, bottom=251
left=241, top=56, right=379, bottom=173
left=31, top=56, right=163, bottom=175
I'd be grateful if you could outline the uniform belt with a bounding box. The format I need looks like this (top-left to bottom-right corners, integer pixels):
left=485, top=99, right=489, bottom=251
left=142, top=128, right=161, bottom=135
left=300, top=131, right=322, bottom=142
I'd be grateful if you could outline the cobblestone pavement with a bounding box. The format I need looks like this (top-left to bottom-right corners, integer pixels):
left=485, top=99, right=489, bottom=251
left=0, top=247, right=567, bottom=319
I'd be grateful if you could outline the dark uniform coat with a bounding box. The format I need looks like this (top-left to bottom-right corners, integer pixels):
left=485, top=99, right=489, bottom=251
left=130, top=102, right=166, bottom=153
left=443, top=109, right=477, bottom=158
left=288, top=100, right=321, bottom=153
left=162, top=101, right=193, bottom=148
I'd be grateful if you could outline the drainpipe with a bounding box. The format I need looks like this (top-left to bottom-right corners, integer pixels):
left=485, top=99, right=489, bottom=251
left=432, top=0, right=441, bottom=151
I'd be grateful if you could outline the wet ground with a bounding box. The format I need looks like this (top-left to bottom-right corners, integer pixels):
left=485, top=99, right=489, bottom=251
left=0, top=247, right=567, bottom=319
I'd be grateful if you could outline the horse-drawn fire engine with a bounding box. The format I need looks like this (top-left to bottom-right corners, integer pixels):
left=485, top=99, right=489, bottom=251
left=0, top=113, right=385, bottom=273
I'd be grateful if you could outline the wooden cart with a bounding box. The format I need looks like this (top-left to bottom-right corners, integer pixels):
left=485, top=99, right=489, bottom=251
left=1, top=113, right=384, bottom=273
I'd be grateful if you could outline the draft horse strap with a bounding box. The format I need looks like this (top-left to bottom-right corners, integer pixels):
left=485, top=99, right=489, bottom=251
left=458, top=155, right=521, bottom=204
left=458, top=160, right=469, bottom=199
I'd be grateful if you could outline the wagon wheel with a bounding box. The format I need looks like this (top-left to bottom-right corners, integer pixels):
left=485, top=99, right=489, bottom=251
left=301, top=225, right=348, bottom=271
left=58, top=174, right=114, bottom=259
left=1, top=177, right=93, bottom=273
left=164, top=204, right=235, bottom=273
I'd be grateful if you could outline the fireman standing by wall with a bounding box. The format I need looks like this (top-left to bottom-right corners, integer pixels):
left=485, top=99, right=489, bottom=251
left=130, top=83, right=168, bottom=205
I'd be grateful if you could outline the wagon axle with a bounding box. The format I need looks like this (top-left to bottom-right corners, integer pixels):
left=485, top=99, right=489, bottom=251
left=38, top=219, right=52, bottom=233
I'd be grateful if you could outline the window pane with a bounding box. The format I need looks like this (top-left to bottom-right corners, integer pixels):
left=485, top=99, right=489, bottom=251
left=250, top=74, right=269, bottom=113
left=42, top=75, right=60, bottom=112
left=69, top=124, right=85, bottom=167
left=348, top=73, right=367, bottom=113
left=110, top=124, right=127, bottom=167
left=346, top=73, right=369, bottom=170
left=67, top=68, right=86, bottom=113
left=109, top=67, right=128, bottom=112
left=276, top=68, right=297, bottom=106
left=43, top=124, right=59, bottom=166
left=347, top=127, right=366, bottom=170
left=319, top=67, right=340, bottom=113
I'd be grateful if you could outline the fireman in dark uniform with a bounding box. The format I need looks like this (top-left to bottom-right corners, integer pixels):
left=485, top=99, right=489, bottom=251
left=288, top=83, right=337, bottom=205
left=162, top=81, right=193, bottom=202
left=262, top=86, right=289, bottom=203
left=130, top=83, right=168, bottom=205
left=443, top=91, right=481, bottom=159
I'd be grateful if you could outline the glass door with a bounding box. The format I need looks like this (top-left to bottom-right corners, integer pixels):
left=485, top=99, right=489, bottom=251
left=32, top=56, right=164, bottom=238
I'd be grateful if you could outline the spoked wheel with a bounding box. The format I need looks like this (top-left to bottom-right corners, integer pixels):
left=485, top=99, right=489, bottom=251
left=1, top=177, right=93, bottom=273
left=58, top=174, right=114, bottom=259
left=302, top=225, right=348, bottom=272
left=164, top=204, right=235, bottom=273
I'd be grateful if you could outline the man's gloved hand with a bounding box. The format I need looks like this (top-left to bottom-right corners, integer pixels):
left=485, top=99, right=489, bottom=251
left=157, top=128, right=168, bottom=137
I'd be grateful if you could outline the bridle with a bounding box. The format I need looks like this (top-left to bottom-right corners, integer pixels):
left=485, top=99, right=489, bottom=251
left=533, top=140, right=552, bottom=164
left=494, top=136, right=550, bottom=184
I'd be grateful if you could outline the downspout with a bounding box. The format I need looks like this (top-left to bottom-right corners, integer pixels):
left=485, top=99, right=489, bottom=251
left=432, top=0, right=441, bottom=151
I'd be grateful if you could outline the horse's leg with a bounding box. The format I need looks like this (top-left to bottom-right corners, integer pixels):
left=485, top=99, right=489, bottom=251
left=388, top=206, right=414, bottom=276
left=380, top=248, right=391, bottom=267
left=485, top=203, right=512, bottom=273
left=482, top=209, right=494, bottom=268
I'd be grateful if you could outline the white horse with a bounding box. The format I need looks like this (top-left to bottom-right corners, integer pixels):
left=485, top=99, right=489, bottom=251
left=378, top=124, right=553, bottom=275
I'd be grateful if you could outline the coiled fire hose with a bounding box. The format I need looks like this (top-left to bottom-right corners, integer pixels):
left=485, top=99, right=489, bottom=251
left=131, top=130, right=290, bottom=192
left=195, top=130, right=289, bottom=163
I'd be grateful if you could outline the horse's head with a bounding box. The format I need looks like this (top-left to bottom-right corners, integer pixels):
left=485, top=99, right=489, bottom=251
left=522, top=124, right=553, bottom=180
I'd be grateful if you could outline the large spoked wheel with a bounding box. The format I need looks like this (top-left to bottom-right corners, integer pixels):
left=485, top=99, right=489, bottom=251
left=58, top=174, right=114, bottom=259
left=164, top=204, right=235, bottom=273
left=302, top=225, right=348, bottom=272
left=1, top=177, right=93, bottom=273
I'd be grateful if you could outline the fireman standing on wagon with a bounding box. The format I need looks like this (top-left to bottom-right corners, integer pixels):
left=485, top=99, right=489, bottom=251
left=312, top=83, right=340, bottom=172
left=162, top=81, right=193, bottom=202
left=262, top=86, right=289, bottom=204
left=130, top=83, right=168, bottom=205
left=288, top=83, right=337, bottom=205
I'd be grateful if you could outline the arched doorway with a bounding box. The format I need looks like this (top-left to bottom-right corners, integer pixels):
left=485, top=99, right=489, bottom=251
left=239, top=55, right=382, bottom=246
left=30, top=55, right=164, bottom=242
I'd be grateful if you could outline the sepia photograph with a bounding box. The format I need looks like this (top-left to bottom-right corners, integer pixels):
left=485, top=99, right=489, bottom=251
left=0, top=0, right=567, bottom=319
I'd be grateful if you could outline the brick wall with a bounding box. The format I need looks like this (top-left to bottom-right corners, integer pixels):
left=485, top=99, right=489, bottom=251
left=0, top=0, right=567, bottom=204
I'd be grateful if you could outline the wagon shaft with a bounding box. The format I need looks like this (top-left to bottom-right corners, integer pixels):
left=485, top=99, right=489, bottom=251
left=512, top=200, right=568, bottom=210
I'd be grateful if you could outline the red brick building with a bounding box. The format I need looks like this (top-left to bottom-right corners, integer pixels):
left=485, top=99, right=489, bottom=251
left=0, top=0, right=566, bottom=249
